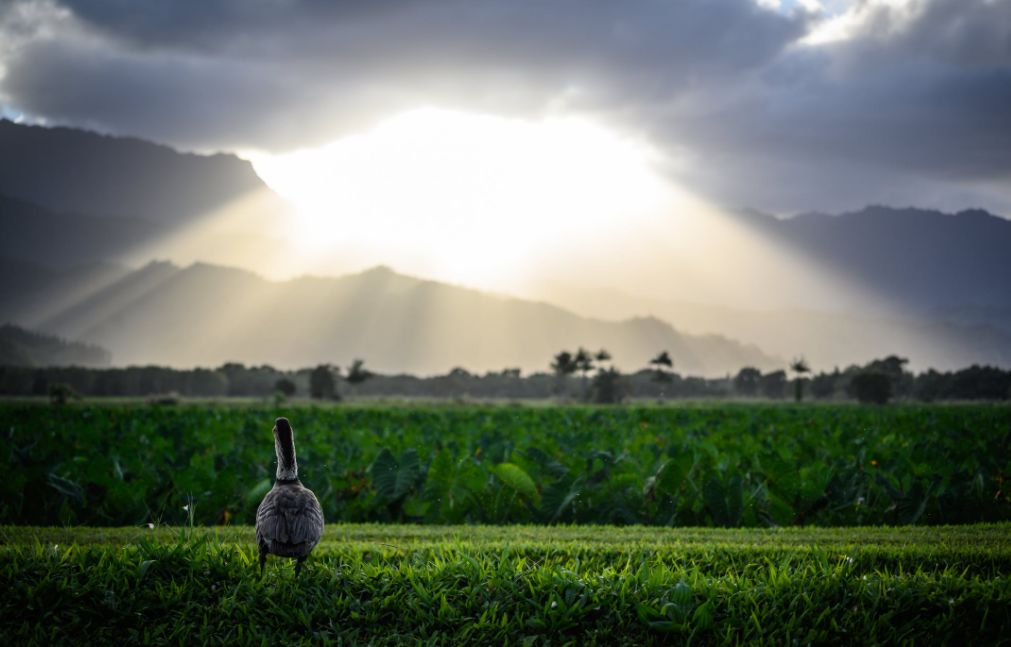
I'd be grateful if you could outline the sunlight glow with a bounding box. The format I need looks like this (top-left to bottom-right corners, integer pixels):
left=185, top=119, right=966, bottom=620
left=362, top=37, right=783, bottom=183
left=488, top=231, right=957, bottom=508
left=250, top=108, right=672, bottom=288
left=800, top=0, right=918, bottom=45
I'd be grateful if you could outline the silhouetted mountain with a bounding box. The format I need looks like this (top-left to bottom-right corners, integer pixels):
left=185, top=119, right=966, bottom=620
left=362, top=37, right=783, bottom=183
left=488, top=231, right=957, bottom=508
left=0, top=121, right=291, bottom=270
left=0, top=120, right=265, bottom=222
left=0, top=257, right=128, bottom=325
left=0, top=194, right=165, bottom=269
left=0, top=323, right=110, bottom=367
left=734, top=205, right=1011, bottom=311
left=10, top=262, right=778, bottom=375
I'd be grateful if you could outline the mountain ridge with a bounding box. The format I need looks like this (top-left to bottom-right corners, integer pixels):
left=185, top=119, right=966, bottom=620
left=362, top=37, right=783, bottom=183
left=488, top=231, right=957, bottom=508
left=730, top=204, right=1011, bottom=312
left=0, top=323, right=111, bottom=368
left=10, top=259, right=779, bottom=376
left=0, top=119, right=267, bottom=222
left=3, top=120, right=1009, bottom=372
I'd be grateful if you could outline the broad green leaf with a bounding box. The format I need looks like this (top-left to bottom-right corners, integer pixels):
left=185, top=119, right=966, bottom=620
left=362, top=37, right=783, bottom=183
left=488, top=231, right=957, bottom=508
left=493, top=463, right=540, bottom=505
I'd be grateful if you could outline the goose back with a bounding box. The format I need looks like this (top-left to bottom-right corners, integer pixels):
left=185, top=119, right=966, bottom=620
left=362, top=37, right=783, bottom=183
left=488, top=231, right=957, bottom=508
left=255, top=481, right=324, bottom=558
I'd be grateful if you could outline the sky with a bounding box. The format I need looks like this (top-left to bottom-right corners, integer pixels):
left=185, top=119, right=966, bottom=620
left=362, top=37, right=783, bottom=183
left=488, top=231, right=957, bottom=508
left=1, top=0, right=1009, bottom=217
left=1, top=0, right=1009, bottom=373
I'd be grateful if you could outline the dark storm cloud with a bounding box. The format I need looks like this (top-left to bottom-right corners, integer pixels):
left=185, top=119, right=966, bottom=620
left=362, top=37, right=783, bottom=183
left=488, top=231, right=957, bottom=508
left=0, top=0, right=803, bottom=148
left=658, top=0, right=1011, bottom=211
left=1, top=0, right=1009, bottom=212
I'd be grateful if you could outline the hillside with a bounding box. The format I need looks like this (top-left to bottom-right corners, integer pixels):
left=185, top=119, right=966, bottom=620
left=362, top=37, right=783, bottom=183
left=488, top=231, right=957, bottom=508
left=0, top=194, right=165, bottom=269
left=733, top=205, right=1011, bottom=312
left=533, top=205, right=1011, bottom=371
left=23, top=263, right=777, bottom=375
left=0, top=323, right=110, bottom=367
left=0, top=120, right=266, bottom=222
left=533, top=284, right=1011, bottom=372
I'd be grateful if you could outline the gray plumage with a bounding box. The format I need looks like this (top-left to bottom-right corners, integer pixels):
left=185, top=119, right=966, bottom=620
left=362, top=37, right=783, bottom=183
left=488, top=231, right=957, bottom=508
left=255, top=417, right=324, bottom=576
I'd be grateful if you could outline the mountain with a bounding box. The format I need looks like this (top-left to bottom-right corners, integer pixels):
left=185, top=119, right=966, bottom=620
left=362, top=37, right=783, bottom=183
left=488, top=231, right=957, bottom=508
left=531, top=284, right=1011, bottom=372
left=11, top=263, right=778, bottom=375
left=732, top=205, right=1011, bottom=312
left=0, top=257, right=130, bottom=327
left=0, top=194, right=165, bottom=269
left=0, top=120, right=266, bottom=222
left=530, top=205, right=1011, bottom=371
left=0, top=323, right=110, bottom=368
left=0, top=121, right=292, bottom=270
left=4, top=120, right=1006, bottom=372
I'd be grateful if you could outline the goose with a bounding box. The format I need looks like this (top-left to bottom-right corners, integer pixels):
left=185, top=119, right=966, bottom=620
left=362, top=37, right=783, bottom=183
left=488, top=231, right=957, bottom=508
left=255, top=417, right=324, bottom=577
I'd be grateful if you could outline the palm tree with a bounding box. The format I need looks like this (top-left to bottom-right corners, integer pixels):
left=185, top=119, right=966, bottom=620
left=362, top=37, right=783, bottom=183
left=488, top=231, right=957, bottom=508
left=574, top=347, right=595, bottom=400
left=648, top=350, right=674, bottom=399
left=345, top=359, right=373, bottom=397
left=649, top=351, right=673, bottom=379
left=790, top=357, right=811, bottom=402
left=550, top=351, right=577, bottom=397
left=551, top=351, right=576, bottom=377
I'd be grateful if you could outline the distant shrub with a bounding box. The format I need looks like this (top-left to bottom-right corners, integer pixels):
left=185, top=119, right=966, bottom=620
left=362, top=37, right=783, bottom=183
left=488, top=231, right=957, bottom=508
left=147, top=393, right=180, bottom=406
left=48, top=382, right=77, bottom=406
left=274, top=378, right=296, bottom=397
left=850, top=372, right=892, bottom=404
left=309, top=365, right=338, bottom=400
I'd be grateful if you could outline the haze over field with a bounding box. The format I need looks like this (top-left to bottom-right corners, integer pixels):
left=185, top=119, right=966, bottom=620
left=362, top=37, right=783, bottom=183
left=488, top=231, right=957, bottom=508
left=1, top=0, right=1009, bottom=373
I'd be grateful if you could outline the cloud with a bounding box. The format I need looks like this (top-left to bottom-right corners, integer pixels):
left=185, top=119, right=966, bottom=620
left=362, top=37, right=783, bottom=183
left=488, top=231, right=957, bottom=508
left=0, top=0, right=1009, bottom=213
left=662, top=0, right=1011, bottom=210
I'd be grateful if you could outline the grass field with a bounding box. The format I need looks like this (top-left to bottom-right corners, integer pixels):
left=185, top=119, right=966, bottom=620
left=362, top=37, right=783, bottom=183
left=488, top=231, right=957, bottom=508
left=2, top=523, right=1010, bottom=644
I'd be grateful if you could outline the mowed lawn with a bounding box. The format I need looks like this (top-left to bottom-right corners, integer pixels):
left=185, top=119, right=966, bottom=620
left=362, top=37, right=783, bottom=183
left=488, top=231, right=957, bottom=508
left=2, top=523, right=1010, bottom=644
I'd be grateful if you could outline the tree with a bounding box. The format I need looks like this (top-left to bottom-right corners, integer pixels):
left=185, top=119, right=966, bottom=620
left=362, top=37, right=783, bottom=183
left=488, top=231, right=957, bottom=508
left=574, top=347, right=595, bottom=400
left=346, top=359, right=373, bottom=396
left=550, top=351, right=576, bottom=378
left=647, top=350, right=673, bottom=400
left=274, top=378, right=296, bottom=397
left=649, top=351, right=674, bottom=382
left=49, top=382, right=76, bottom=406
left=574, top=347, right=595, bottom=380
left=734, top=367, right=761, bottom=397
left=850, top=371, right=891, bottom=404
left=760, top=370, right=787, bottom=399
left=864, top=355, right=911, bottom=398
left=187, top=369, right=228, bottom=397
left=591, top=367, right=625, bottom=404
left=595, top=349, right=612, bottom=365
left=550, top=351, right=577, bottom=397
left=810, top=369, right=840, bottom=400
left=309, top=364, right=339, bottom=400
left=790, top=357, right=811, bottom=402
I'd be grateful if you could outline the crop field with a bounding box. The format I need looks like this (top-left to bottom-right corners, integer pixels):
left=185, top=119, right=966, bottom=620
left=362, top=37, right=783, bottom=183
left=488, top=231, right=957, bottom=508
left=3, top=403, right=1009, bottom=527
left=2, top=523, right=1010, bottom=644
left=2, top=403, right=1009, bottom=643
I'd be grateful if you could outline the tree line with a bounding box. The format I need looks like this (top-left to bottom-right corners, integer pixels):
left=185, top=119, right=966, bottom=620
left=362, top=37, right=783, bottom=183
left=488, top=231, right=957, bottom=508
left=3, top=350, right=1010, bottom=403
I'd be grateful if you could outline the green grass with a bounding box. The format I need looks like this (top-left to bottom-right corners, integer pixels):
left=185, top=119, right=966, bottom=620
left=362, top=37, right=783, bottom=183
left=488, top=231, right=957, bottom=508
left=2, top=524, right=1009, bottom=644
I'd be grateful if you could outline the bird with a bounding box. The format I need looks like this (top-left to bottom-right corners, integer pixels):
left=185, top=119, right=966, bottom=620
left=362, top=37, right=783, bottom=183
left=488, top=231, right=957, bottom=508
left=255, top=417, right=324, bottom=577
